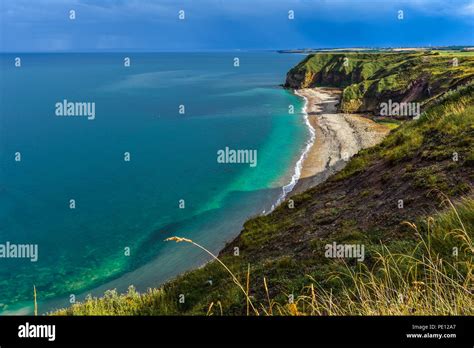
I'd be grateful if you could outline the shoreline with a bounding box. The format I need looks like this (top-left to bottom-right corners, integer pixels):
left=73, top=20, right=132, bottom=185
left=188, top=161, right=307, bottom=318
left=39, top=88, right=390, bottom=316
left=272, top=90, right=315, bottom=209
left=286, top=87, right=390, bottom=196
left=37, top=87, right=389, bottom=316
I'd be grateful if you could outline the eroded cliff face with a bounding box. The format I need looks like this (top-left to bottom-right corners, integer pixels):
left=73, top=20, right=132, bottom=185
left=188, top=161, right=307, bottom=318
left=284, top=53, right=360, bottom=89
left=285, top=52, right=474, bottom=115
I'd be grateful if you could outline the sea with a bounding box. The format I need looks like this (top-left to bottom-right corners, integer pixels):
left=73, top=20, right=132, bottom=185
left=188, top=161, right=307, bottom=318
left=0, top=52, right=308, bottom=314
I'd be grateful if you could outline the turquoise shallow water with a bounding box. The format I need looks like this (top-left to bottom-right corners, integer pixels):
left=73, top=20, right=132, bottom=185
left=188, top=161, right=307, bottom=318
left=0, top=52, right=306, bottom=314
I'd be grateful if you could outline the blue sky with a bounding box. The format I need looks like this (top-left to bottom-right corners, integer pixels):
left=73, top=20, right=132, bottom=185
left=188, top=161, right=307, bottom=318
left=1, top=0, right=473, bottom=52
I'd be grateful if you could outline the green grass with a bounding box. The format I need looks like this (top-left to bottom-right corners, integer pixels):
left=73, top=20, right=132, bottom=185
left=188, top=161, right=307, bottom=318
left=433, top=50, right=474, bottom=57
left=334, top=82, right=474, bottom=181
left=287, top=52, right=474, bottom=113
left=375, top=119, right=402, bottom=130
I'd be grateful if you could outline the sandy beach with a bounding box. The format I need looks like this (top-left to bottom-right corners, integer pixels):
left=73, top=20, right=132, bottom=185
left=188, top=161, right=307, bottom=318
left=291, top=87, right=389, bottom=195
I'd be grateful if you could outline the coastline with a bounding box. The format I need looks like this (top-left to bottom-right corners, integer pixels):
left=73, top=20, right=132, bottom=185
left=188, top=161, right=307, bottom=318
left=272, top=90, right=315, bottom=209
left=39, top=87, right=391, bottom=316
left=288, top=87, right=390, bottom=196
left=46, top=47, right=474, bottom=317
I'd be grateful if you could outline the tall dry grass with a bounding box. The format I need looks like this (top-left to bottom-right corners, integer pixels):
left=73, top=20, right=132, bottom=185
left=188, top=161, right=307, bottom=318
left=169, top=197, right=473, bottom=316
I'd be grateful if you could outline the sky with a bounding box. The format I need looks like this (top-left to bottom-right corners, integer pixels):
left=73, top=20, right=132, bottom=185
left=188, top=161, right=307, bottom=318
left=0, top=0, right=473, bottom=52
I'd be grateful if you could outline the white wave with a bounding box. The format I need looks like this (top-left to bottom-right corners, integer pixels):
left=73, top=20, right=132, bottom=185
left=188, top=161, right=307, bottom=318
left=269, top=90, right=315, bottom=212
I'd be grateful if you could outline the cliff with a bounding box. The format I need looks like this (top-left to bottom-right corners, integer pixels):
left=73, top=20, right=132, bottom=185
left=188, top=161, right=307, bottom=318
left=284, top=52, right=474, bottom=114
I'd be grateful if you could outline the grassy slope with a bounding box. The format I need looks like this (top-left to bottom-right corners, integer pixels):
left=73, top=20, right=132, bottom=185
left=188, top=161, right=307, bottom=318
left=54, top=61, right=474, bottom=316
left=284, top=52, right=474, bottom=113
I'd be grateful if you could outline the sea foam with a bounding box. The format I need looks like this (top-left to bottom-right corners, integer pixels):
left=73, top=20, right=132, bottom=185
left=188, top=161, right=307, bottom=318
left=270, top=90, right=315, bottom=211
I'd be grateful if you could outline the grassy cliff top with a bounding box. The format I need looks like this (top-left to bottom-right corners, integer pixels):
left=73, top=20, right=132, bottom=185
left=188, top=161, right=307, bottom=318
left=285, top=51, right=474, bottom=113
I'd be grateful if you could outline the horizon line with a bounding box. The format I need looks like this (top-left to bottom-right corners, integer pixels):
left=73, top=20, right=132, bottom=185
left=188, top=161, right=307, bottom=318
left=2, top=45, right=474, bottom=54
